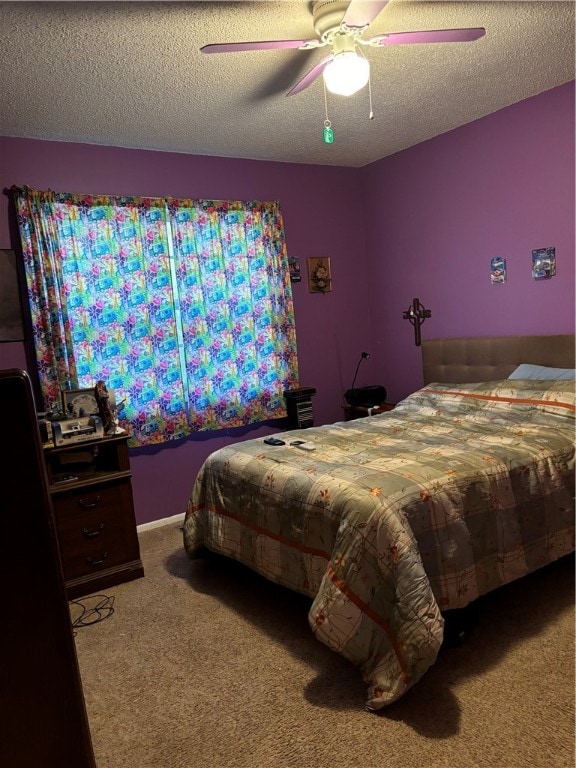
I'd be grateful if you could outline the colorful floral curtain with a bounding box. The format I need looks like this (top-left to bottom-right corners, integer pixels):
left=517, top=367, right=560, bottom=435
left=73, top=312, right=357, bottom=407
left=14, top=186, right=298, bottom=445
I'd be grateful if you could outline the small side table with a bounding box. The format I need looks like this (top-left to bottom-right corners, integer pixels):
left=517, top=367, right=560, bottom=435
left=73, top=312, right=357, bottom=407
left=343, top=403, right=396, bottom=421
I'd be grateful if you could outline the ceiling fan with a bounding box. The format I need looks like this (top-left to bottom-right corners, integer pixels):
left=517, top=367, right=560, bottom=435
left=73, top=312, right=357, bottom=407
left=201, top=0, right=486, bottom=97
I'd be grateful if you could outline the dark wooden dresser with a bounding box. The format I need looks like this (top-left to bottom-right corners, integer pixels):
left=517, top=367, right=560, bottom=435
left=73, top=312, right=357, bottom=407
left=44, top=433, right=144, bottom=598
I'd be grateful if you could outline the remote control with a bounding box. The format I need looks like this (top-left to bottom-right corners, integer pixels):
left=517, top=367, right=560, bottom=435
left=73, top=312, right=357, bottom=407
left=293, top=441, right=315, bottom=451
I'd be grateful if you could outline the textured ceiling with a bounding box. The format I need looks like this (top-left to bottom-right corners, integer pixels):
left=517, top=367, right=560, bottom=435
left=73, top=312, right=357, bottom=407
left=0, top=1, right=574, bottom=168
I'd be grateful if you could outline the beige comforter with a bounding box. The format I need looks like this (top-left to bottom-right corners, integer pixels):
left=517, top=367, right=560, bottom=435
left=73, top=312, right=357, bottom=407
left=183, top=380, right=575, bottom=709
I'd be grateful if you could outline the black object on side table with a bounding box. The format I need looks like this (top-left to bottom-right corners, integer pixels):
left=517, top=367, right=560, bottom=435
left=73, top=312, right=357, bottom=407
left=343, top=402, right=396, bottom=421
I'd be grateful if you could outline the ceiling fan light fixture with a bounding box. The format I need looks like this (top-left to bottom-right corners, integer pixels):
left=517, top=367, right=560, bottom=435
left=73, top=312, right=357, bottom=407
left=323, top=51, right=369, bottom=96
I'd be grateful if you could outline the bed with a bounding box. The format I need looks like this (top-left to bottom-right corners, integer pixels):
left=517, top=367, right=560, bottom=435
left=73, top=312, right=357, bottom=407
left=182, top=334, right=575, bottom=710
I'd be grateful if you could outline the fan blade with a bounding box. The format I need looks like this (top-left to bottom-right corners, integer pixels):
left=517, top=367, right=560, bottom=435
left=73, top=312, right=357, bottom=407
left=343, top=0, right=390, bottom=29
left=201, top=39, right=314, bottom=54
left=373, top=28, right=486, bottom=46
left=286, top=54, right=334, bottom=96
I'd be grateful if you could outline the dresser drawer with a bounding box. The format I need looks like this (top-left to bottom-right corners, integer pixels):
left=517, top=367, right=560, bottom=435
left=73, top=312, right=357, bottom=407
left=53, top=479, right=139, bottom=581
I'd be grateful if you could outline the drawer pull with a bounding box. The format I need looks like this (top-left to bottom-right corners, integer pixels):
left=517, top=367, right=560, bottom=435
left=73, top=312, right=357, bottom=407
left=86, top=552, right=108, bottom=567
left=82, top=524, right=104, bottom=539
left=78, top=495, right=101, bottom=510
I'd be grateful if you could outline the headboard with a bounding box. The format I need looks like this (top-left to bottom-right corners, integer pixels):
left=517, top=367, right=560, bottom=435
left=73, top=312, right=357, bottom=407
left=422, top=334, right=576, bottom=384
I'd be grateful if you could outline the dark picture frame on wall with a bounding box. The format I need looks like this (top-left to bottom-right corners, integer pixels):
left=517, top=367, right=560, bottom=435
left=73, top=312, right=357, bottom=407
left=0, top=249, right=25, bottom=342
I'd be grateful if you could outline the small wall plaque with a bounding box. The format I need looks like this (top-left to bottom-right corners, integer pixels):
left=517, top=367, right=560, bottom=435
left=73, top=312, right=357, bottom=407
left=532, top=247, right=556, bottom=280
left=307, top=257, right=332, bottom=293
left=490, top=256, right=507, bottom=284
left=288, top=256, right=301, bottom=283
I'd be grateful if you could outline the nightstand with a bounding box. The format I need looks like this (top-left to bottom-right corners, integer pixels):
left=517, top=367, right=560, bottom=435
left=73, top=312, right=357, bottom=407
left=43, top=433, right=144, bottom=599
left=343, top=402, right=396, bottom=421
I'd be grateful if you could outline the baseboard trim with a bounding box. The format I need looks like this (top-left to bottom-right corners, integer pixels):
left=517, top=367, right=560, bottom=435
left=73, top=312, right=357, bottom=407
left=137, top=513, right=184, bottom=533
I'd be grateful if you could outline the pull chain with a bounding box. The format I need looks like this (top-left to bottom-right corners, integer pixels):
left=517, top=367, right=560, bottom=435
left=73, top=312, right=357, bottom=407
left=368, top=74, right=374, bottom=120
left=359, top=48, right=374, bottom=120
left=323, top=79, right=334, bottom=144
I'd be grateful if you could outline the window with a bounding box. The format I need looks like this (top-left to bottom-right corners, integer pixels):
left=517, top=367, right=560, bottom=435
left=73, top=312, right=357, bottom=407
left=14, top=187, right=299, bottom=445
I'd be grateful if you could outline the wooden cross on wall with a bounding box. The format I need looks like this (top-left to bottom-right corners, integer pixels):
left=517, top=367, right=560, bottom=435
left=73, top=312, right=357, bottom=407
left=402, top=298, right=432, bottom=347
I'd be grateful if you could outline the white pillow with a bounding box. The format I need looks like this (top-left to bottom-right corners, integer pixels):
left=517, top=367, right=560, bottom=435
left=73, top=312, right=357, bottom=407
left=508, top=363, right=576, bottom=380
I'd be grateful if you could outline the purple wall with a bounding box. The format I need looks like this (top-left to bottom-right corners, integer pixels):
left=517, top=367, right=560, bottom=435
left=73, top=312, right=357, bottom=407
left=0, top=139, right=372, bottom=524
left=360, top=81, right=575, bottom=402
left=0, top=81, right=573, bottom=524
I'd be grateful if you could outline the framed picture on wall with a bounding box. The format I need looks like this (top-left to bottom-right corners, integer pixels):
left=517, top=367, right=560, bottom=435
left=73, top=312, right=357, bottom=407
left=490, top=256, right=507, bottom=284
left=307, top=257, right=332, bottom=293
left=0, top=249, right=25, bottom=342
left=532, top=247, right=556, bottom=280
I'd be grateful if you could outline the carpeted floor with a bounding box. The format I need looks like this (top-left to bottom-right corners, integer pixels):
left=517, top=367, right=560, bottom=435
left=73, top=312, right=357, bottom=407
left=72, top=523, right=575, bottom=768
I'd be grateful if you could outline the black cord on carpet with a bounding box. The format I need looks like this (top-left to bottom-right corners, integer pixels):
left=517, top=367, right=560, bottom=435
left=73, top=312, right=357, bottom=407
left=70, top=594, right=115, bottom=631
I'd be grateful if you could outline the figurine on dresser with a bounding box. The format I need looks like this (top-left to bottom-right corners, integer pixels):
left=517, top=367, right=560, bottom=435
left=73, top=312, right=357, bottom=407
left=95, top=379, right=115, bottom=434
left=95, top=379, right=125, bottom=435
